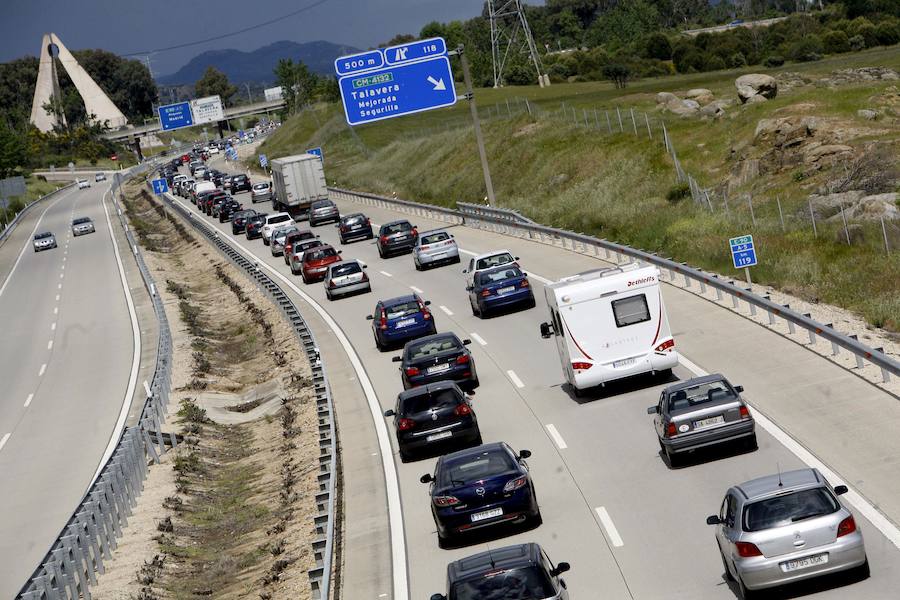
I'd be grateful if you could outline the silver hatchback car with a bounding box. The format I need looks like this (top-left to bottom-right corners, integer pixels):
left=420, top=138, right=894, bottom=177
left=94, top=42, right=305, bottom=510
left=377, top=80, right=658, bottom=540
left=33, top=231, right=57, bottom=252
left=72, top=217, right=96, bottom=236
left=323, top=259, right=370, bottom=300
left=270, top=225, right=300, bottom=256
left=309, top=199, right=340, bottom=226
left=707, top=468, right=868, bottom=599
left=413, top=229, right=460, bottom=270
left=251, top=182, right=272, bottom=203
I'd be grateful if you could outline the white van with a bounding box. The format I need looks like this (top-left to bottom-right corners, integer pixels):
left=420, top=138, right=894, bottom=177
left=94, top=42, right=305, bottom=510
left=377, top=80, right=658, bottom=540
left=191, top=181, right=216, bottom=202
left=261, top=212, right=294, bottom=245
left=539, top=262, right=678, bottom=396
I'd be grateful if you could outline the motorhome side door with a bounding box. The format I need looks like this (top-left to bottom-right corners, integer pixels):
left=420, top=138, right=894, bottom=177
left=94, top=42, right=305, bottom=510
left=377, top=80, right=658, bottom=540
left=550, top=308, right=570, bottom=378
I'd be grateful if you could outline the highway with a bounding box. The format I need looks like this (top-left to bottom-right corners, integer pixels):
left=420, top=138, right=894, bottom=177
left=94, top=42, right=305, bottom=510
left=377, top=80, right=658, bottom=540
left=170, top=159, right=900, bottom=599
left=0, top=182, right=141, bottom=597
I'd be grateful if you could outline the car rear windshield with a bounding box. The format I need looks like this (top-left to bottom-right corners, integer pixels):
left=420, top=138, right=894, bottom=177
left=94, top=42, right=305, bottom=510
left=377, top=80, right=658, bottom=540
left=233, top=175, right=248, bottom=182
left=297, top=240, right=322, bottom=252
left=743, top=488, right=840, bottom=532
left=476, top=268, right=523, bottom=285
left=252, top=183, right=269, bottom=190
left=450, top=566, right=555, bottom=600
left=667, top=380, right=736, bottom=412
left=305, top=248, right=337, bottom=261
left=384, top=222, right=411, bottom=234
left=268, top=215, right=291, bottom=225
left=475, top=253, right=514, bottom=270
left=73, top=218, right=91, bottom=225
left=385, top=300, right=420, bottom=319
left=274, top=227, right=298, bottom=240
left=330, top=262, right=361, bottom=277
left=400, top=388, right=461, bottom=415
left=312, top=200, right=334, bottom=209
left=421, top=232, right=450, bottom=245
left=35, top=232, right=52, bottom=239
left=440, top=449, right=517, bottom=486
left=344, top=214, right=366, bottom=224
left=406, top=336, right=460, bottom=360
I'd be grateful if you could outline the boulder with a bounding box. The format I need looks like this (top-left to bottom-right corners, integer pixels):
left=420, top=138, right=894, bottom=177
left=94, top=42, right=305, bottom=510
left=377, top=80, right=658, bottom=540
left=848, top=193, right=900, bottom=221
left=736, top=74, right=778, bottom=103
left=808, top=190, right=864, bottom=220
left=685, top=88, right=713, bottom=99
left=804, top=144, right=853, bottom=163
left=666, top=98, right=700, bottom=116
left=700, top=100, right=728, bottom=118
left=746, top=94, right=768, bottom=104
left=656, top=92, right=678, bottom=105
left=857, top=109, right=878, bottom=120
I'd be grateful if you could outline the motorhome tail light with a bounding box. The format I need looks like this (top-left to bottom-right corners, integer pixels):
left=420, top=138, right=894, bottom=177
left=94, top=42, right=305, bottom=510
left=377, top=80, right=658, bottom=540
left=397, top=418, right=416, bottom=431
left=655, top=339, right=675, bottom=353
left=455, top=355, right=470, bottom=365
left=571, top=362, right=592, bottom=371
left=666, top=422, right=677, bottom=438
left=454, top=403, right=472, bottom=416
left=433, top=495, right=460, bottom=507
left=739, top=405, right=751, bottom=419
left=503, top=476, right=528, bottom=493
left=404, top=367, right=420, bottom=377
left=837, top=515, right=857, bottom=538
left=735, top=542, right=763, bottom=558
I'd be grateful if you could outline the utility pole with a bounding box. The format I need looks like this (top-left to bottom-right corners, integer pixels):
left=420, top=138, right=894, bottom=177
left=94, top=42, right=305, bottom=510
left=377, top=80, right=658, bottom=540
left=457, top=45, right=496, bottom=207
left=245, top=83, right=253, bottom=104
left=488, top=0, right=548, bottom=88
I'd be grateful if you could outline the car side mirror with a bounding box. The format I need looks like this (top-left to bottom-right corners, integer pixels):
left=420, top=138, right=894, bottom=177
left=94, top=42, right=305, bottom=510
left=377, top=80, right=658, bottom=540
left=706, top=515, right=721, bottom=525
left=540, top=322, right=553, bottom=339
left=383, top=409, right=395, bottom=417
left=522, top=272, right=528, bottom=277
left=551, top=562, right=570, bottom=577
left=465, top=286, right=474, bottom=292
left=420, top=474, right=434, bottom=484
left=518, top=449, right=532, bottom=460
left=337, top=250, right=342, bottom=254
left=430, top=595, right=447, bottom=600
left=392, top=356, right=402, bottom=362
left=424, top=300, right=431, bottom=306
left=834, top=485, right=849, bottom=496
left=361, top=264, right=367, bottom=269
left=366, top=315, right=374, bottom=320
left=334, top=223, right=340, bottom=227
left=462, top=269, right=468, bottom=274
left=462, top=339, right=472, bottom=345
left=515, top=256, right=520, bottom=260
left=734, top=385, right=744, bottom=393
left=647, top=406, right=658, bottom=414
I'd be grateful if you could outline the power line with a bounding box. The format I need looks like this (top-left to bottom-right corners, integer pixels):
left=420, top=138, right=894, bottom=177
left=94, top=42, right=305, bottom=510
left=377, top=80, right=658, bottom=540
left=122, top=0, right=330, bottom=57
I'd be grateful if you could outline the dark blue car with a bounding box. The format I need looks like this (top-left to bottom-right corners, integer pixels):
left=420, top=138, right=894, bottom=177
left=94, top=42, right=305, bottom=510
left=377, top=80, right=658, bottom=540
left=393, top=333, right=478, bottom=390
left=467, top=265, right=536, bottom=317
left=420, top=442, right=541, bottom=548
left=367, top=294, right=437, bottom=351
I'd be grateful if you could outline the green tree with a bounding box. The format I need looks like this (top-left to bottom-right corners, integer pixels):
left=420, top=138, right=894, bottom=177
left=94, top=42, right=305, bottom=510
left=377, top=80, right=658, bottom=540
left=273, top=59, right=318, bottom=114
left=875, top=22, right=900, bottom=46
left=822, top=30, right=850, bottom=53
left=602, top=63, right=631, bottom=88
left=0, top=124, right=25, bottom=178
left=73, top=50, right=157, bottom=121
left=194, top=66, right=237, bottom=106
left=586, top=0, right=660, bottom=49
left=644, top=32, right=673, bottom=59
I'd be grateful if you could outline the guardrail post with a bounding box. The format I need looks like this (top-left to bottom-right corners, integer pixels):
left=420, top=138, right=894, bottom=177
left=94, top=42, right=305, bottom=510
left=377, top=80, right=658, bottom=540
left=767, top=308, right=776, bottom=325
left=731, top=293, right=739, bottom=309
left=850, top=335, right=865, bottom=369
left=63, top=534, right=91, bottom=599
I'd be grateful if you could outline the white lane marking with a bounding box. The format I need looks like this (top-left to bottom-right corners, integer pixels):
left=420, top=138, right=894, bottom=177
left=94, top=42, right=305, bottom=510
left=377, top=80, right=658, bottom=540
left=51, top=322, right=56, bottom=331
left=0, top=188, right=73, bottom=298
left=38, top=363, right=47, bottom=376
left=47, top=340, right=53, bottom=350
left=59, top=273, right=64, bottom=279
left=24, top=393, right=34, bottom=408
left=168, top=193, right=409, bottom=600
left=55, top=294, right=60, bottom=301
left=379, top=270, right=393, bottom=277
left=0, top=433, right=10, bottom=452
left=439, top=305, right=453, bottom=316
left=679, top=356, right=900, bottom=551
left=53, top=307, right=58, bottom=315
left=58, top=283, right=62, bottom=290
left=595, top=506, right=624, bottom=547
left=61, top=264, right=65, bottom=270
left=459, top=249, right=477, bottom=256
left=470, top=332, right=487, bottom=346
left=546, top=424, right=568, bottom=449
left=410, top=285, right=424, bottom=294
left=507, top=369, right=525, bottom=388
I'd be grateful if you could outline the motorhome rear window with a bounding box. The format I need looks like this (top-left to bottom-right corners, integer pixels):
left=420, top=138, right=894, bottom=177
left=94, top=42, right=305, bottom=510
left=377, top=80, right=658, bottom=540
left=611, top=294, right=650, bottom=328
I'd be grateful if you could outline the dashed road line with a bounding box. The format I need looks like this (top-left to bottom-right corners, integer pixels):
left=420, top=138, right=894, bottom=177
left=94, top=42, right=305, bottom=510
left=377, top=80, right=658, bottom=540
left=439, top=305, right=453, bottom=316
left=379, top=270, right=393, bottom=277
left=55, top=294, right=60, bottom=301
left=410, top=285, right=424, bottom=294
left=24, top=394, right=34, bottom=408
left=47, top=340, right=53, bottom=350
left=507, top=369, right=525, bottom=388
left=0, top=433, right=10, bottom=452
left=595, top=506, right=624, bottom=547
left=469, top=332, right=487, bottom=346
left=59, top=273, right=64, bottom=279
left=51, top=322, right=56, bottom=331
left=38, top=363, right=47, bottom=377
left=546, top=424, right=568, bottom=449
left=57, top=283, right=62, bottom=290
left=53, top=307, right=58, bottom=315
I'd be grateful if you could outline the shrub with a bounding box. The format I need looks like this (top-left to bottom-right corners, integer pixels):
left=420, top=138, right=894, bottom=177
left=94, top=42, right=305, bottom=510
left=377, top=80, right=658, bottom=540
left=728, top=52, right=748, bottom=68
left=763, top=55, right=785, bottom=67
left=875, top=22, right=900, bottom=46
left=666, top=183, right=691, bottom=205
left=644, top=32, right=672, bottom=60
left=849, top=34, right=866, bottom=51
left=822, top=30, right=851, bottom=53
left=789, top=35, right=824, bottom=62
left=602, top=64, right=631, bottom=89
left=705, top=55, right=727, bottom=71
left=856, top=23, right=878, bottom=48
left=674, top=49, right=705, bottom=73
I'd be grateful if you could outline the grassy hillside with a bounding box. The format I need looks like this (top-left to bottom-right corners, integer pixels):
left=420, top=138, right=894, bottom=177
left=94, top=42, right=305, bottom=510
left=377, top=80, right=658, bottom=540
left=252, top=47, right=900, bottom=332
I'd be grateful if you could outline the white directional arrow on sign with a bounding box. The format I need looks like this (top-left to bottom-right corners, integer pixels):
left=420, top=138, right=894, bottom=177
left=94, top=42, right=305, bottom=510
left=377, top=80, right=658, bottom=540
left=427, top=76, right=446, bottom=91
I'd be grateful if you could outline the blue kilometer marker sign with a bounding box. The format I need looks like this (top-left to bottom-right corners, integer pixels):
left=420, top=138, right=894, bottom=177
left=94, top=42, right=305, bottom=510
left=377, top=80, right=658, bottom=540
left=729, top=234, right=758, bottom=269
left=335, top=37, right=456, bottom=126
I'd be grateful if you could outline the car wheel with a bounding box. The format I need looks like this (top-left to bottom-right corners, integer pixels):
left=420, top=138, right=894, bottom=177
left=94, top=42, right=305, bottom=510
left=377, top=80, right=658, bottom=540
left=263, top=238, right=270, bottom=246
left=301, top=273, right=309, bottom=284
left=437, top=530, right=454, bottom=550
left=530, top=509, right=543, bottom=528
left=856, top=558, right=870, bottom=580
left=526, top=296, right=537, bottom=309
left=472, top=433, right=483, bottom=447
left=399, top=447, right=413, bottom=463
left=470, top=375, right=480, bottom=389
left=737, top=575, right=755, bottom=600
left=414, top=260, right=422, bottom=271
left=720, top=551, right=734, bottom=582
left=378, top=246, right=385, bottom=259
left=470, top=300, right=480, bottom=317
left=744, top=434, right=758, bottom=452
left=665, top=446, right=680, bottom=468
left=374, top=332, right=385, bottom=352
left=429, top=324, right=437, bottom=336
left=367, top=233, right=374, bottom=240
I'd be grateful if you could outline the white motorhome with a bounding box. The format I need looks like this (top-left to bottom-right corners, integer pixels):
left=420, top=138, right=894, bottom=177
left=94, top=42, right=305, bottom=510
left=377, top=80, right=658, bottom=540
left=539, top=262, right=678, bottom=396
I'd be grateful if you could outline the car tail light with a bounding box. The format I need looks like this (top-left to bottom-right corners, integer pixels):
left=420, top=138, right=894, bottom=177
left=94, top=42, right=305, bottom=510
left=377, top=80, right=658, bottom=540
left=340, top=225, right=348, bottom=232
left=366, top=218, right=371, bottom=225
left=380, top=235, right=388, bottom=244
left=739, top=405, right=751, bottom=419
left=735, top=542, right=763, bottom=558
left=655, top=339, right=675, bottom=353
left=503, top=476, right=528, bottom=492
left=454, top=403, right=472, bottom=416
left=361, top=272, right=369, bottom=282
left=405, top=367, right=420, bottom=377
left=398, top=418, right=416, bottom=431
left=481, top=289, right=492, bottom=297
left=571, top=362, right=592, bottom=370
left=411, top=227, right=418, bottom=236
left=379, top=310, right=388, bottom=331
left=433, top=495, right=460, bottom=507
left=417, top=300, right=432, bottom=320
left=328, top=279, right=336, bottom=288
left=455, top=355, right=470, bottom=365
left=520, top=279, right=530, bottom=288
left=837, top=515, right=857, bottom=537
left=666, top=422, right=677, bottom=438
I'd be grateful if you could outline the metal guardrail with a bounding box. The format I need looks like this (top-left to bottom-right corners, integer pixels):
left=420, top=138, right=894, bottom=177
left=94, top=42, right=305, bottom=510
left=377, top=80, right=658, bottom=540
left=160, top=192, right=338, bottom=600
left=0, top=183, right=76, bottom=246
left=330, top=187, right=899, bottom=385
left=17, top=159, right=176, bottom=600
left=457, top=201, right=534, bottom=225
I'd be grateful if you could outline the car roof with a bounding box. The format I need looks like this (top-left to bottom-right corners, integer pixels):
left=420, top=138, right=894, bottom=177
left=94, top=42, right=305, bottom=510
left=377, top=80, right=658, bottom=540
left=664, top=373, right=728, bottom=394
left=734, top=468, right=824, bottom=501
left=397, top=380, right=461, bottom=401
left=477, top=264, right=522, bottom=278
left=448, top=543, right=541, bottom=582
left=403, top=332, right=459, bottom=350
left=441, top=441, right=507, bottom=465
left=473, top=249, right=513, bottom=261
left=382, top=219, right=411, bottom=227
left=380, top=294, right=418, bottom=306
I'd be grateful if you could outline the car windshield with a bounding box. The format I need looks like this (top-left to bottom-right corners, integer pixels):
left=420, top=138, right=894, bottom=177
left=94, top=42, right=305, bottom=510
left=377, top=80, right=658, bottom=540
left=385, top=300, right=420, bottom=319
left=73, top=218, right=91, bottom=225
left=268, top=215, right=291, bottom=225
left=667, top=380, right=735, bottom=412
left=421, top=232, right=450, bottom=245
left=344, top=214, right=366, bottom=224
left=476, top=268, right=523, bottom=285
left=330, top=262, right=361, bottom=277
left=407, top=336, right=460, bottom=360
left=400, top=388, right=460, bottom=415
left=440, top=448, right=517, bottom=486
left=233, top=175, right=247, bottom=182
left=35, top=232, right=52, bottom=239
left=305, top=248, right=337, bottom=261
left=450, top=566, right=556, bottom=600
left=475, top=253, right=514, bottom=270
left=743, top=488, right=840, bottom=532
left=384, top=222, right=411, bottom=234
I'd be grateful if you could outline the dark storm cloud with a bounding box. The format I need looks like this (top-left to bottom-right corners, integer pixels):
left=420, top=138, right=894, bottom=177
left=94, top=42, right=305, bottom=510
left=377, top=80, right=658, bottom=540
left=1, top=0, right=487, bottom=76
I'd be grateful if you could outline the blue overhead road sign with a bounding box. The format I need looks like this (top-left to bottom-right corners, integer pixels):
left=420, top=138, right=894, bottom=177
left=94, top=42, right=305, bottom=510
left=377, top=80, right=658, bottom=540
left=729, top=234, right=757, bottom=269
left=151, top=179, right=169, bottom=195
left=384, top=37, right=447, bottom=65
left=158, top=102, right=193, bottom=131
left=334, top=49, right=385, bottom=77
left=338, top=56, right=456, bottom=126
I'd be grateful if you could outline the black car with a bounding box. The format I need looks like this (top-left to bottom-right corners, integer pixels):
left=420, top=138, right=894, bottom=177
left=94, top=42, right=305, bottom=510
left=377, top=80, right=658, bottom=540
left=393, top=333, right=478, bottom=391
left=337, top=213, right=373, bottom=244
left=377, top=220, right=418, bottom=258
left=384, top=381, right=481, bottom=462
left=246, top=213, right=268, bottom=240
left=420, top=442, right=541, bottom=548
left=210, top=195, right=233, bottom=218
left=231, top=209, right=258, bottom=234
left=217, top=199, right=242, bottom=222
left=230, top=174, right=252, bottom=193
left=430, top=543, right=570, bottom=600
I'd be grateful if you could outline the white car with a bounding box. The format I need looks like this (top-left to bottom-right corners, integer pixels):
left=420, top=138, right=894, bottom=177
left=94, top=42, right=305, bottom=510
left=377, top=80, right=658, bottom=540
left=77, top=179, right=90, bottom=189
left=207, top=146, right=220, bottom=155
left=462, top=250, right=519, bottom=286
left=94, top=172, right=106, bottom=182
left=260, top=212, right=294, bottom=245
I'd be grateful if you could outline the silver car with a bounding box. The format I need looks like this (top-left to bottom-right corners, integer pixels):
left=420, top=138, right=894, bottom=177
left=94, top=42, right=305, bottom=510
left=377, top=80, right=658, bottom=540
left=309, top=199, right=339, bottom=226
left=324, top=260, right=370, bottom=300
left=270, top=225, right=300, bottom=256
left=289, top=239, right=324, bottom=275
left=707, top=468, right=868, bottom=598
left=33, top=231, right=57, bottom=252
left=413, top=229, right=460, bottom=270
left=647, top=374, right=756, bottom=467
left=72, top=217, right=95, bottom=236
left=251, top=182, right=272, bottom=203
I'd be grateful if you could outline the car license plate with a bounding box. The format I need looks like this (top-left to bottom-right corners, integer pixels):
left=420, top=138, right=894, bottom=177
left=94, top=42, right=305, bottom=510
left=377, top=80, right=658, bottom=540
left=351, top=224, right=361, bottom=230
left=497, top=286, right=515, bottom=295
left=395, top=234, right=407, bottom=240
left=426, top=431, right=452, bottom=442
left=613, top=358, right=635, bottom=368
left=694, top=415, right=725, bottom=428
left=432, top=252, right=446, bottom=259
left=427, top=363, right=451, bottom=374
left=396, top=318, right=415, bottom=328
left=471, top=508, right=503, bottom=523
left=781, top=553, right=828, bottom=573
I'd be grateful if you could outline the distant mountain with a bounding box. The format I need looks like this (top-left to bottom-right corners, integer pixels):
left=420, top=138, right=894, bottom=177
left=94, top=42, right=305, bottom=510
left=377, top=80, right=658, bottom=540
left=158, top=40, right=360, bottom=85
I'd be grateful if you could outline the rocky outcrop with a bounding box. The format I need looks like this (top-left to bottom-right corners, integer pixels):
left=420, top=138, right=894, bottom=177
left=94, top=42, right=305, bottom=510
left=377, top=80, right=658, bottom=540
left=736, top=74, right=778, bottom=103
left=857, top=109, right=878, bottom=120
left=808, top=191, right=900, bottom=222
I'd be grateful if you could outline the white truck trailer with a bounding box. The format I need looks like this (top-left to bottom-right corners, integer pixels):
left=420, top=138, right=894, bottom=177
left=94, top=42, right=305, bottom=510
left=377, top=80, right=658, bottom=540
left=539, top=261, right=678, bottom=396
left=270, top=153, right=328, bottom=220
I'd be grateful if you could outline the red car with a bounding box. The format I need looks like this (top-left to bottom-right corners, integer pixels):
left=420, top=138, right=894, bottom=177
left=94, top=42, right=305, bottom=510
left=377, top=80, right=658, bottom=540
left=300, top=244, right=341, bottom=284
left=181, top=154, right=190, bottom=164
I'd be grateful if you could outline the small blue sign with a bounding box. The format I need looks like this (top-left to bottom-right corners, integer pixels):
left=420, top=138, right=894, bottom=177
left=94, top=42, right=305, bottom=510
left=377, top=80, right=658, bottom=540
left=158, top=102, right=193, bottom=131
left=338, top=56, right=456, bottom=126
left=334, top=49, right=385, bottom=77
left=306, top=147, right=322, bottom=160
left=729, top=234, right=757, bottom=269
left=384, top=37, right=447, bottom=65
left=259, top=154, right=268, bottom=167
left=151, top=178, right=169, bottom=195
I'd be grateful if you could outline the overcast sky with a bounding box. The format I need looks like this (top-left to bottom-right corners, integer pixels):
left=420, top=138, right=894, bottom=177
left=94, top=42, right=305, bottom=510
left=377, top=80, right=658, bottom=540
left=1, top=0, right=490, bottom=76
